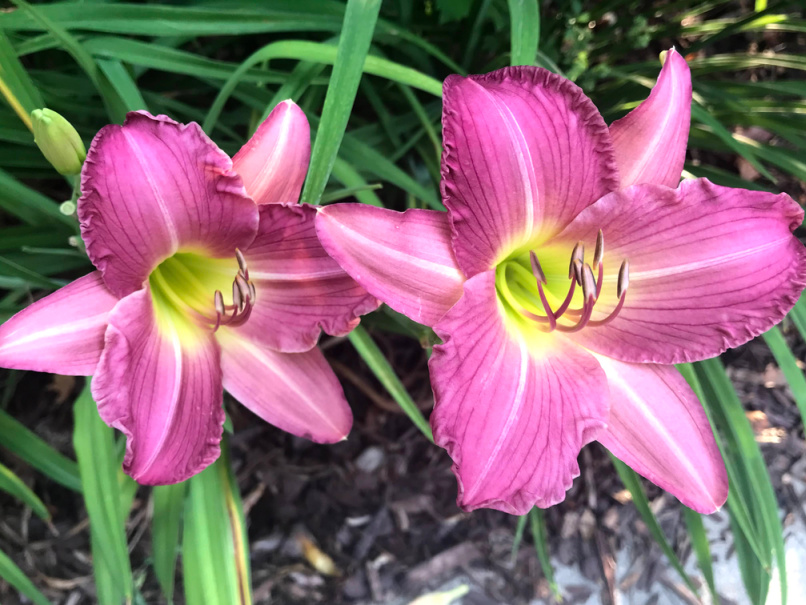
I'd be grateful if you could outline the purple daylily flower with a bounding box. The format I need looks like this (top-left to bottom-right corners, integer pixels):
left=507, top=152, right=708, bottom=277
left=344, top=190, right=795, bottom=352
left=0, top=102, right=378, bottom=484
left=314, top=49, right=806, bottom=514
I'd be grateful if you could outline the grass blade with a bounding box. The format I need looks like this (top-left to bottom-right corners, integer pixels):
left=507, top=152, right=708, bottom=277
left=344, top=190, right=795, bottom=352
left=510, top=513, right=528, bottom=564
left=610, top=454, right=699, bottom=596
left=152, top=483, right=187, bottom=604
left=692, top=357, right=786, bottom=605
left=0, top=548, right=50, bottom=605
left=300, top=0, right=382, bottom=204
left=183, top=439, right=251, bottom=605
left=528, top=508, right=559, bottom=599
left=0, top=461, right=49, bottom=520
left=682, top=506, right=718, bottom=603
left=73, top=382, right=133, bottom=604
left=508, top=0, right=540, bottom=66
left=0, top=31, right=43, bottom=129
left=789, top=292, right=806, bottom=342
left=0, top=408, right=81, bottom=492
left=348, top=325, right=433, bottom=442
left=762, top=325, right=806, bottom=423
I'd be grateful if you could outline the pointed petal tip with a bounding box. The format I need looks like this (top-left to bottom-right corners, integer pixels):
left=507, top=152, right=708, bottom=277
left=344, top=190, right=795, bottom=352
left=233, top=101, right=311, bottom=205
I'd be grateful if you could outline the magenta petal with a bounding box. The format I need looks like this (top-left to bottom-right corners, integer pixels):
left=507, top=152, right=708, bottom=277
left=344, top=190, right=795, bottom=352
left=218, top=330, right=352, bottom=442
left=610, top=48, right=692, bottom=188
left=559, top=179, right=806, bottom=364
left=0, top=272, right=117, bottom=376
left=430, top=271, right=609, bottom=514
left=595, top=356, right=727, bottom=513
left=315, top=204, right=465, bottom=327
left=92, top=288, right=224, bottom=484
left=79, top=111, right=259, bottom=298
left=235, top=203, right=379, bottom=353
left=233, top=100, right=311, bottom=205
left=442, top=67, right=619, bottom=276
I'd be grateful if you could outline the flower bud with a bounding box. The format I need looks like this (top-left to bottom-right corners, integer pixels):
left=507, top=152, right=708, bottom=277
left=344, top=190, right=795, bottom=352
left=31, top=109, right=86, bottom=176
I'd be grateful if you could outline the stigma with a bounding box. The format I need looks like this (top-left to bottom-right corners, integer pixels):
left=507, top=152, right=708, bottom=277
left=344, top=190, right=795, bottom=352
left=212, top=249, right=256, bottom=332
left=522, top=230, right=629, bottom=333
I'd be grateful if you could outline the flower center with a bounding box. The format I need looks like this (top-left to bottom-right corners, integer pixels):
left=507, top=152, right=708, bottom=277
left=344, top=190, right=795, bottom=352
left=149, top=249, right=256, bottom=333
left=495, top=230, right=629, bottom=334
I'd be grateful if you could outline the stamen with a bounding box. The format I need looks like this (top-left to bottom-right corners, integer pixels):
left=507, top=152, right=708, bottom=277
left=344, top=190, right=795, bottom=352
left=568, top=242, right=584, bottom=283
left=214, top=290, right=225, bottom=316
left=235, top=274, right=250, bottom=313
left=529, top=251, right=547, bottom=284
left=232, top=280, right=243, bottom=312
left=235, top=248, right=248, bottom=279
left=617, top=259, right=630, bottom=299
left=580, top=264, right=597, bottom=302
left=593, top=230, right=604, bottom=268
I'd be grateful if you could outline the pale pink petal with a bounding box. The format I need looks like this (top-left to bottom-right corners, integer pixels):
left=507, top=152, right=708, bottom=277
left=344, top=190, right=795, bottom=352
left=92, top=288, right=224, bottom=484
left=315, top=204, right=464, bottom=327
left=594, top=355, right=727, bottom=513
left=217, top=329, right=351, bottom=442
left=442, top=67, right=619, bottom=276
left=234, top=203, right=378, bottom=353
left=232, top=100, right=311, bottom=205
left=559, top=179, right=806, bottom=364
left=0, top=272, right=117, bottom=376
left=430, top=271, right=609, bottom=514
left=610, top=48, right=692, bottom=188
left=79, top=111, right=259, bottom=298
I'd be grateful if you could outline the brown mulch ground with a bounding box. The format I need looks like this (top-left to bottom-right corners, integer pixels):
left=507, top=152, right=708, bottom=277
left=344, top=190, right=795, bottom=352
left=0, top=322, right=804, bottom=604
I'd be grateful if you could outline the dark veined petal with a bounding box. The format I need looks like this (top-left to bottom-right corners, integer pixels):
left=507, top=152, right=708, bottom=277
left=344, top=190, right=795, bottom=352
left=92, top=287, right=224, bottom=484
left=79, top=111, right=258, bottom=298
left=558, top=179, right=806, bottom=364
left=441, top=67, right=619, bottom=276
left=430, top=271, right=609, bottom=514
left=0, top=272, right=117, bottom=376
left=315, top=203, right=464, bottom=327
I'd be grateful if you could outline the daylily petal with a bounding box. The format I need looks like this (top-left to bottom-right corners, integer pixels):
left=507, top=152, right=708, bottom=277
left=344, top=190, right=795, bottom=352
left=232, top=100, right=311, bottom=205
left=315, top=204, right=464, bottom=327
left=217, top=329, right=352, bottom=443
left=92, top=287, right=224, bottom=484
left=79, top=111, right=259, bottom=298
left=0, top=272, right=117, bottom=376
left=430, top=271, right=609, bottom=514
left=594, top=355, right=727, bottom=513
left=558, top=179, right=806, bottom=364
left=442, top=67, right=619, bottom=276
left=235, top=203, right=379, bottom=353
left=609, top=48, right=692, bottom=188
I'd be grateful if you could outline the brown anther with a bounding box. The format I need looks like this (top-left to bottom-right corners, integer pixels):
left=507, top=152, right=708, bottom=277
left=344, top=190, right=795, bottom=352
left=529, top=251, right=547, bottom=284
left=235, top=248, right=248, bottom=276
left=581, top=264, right=597, bottom=301
left=569, top=242, right=584, bottom=279
left=248, top=282, right=256, bottom=302
left=232, top=280, right=243, bottom=311
left=593, top=230, right=604, bottom=268
left=572, top=259, right=584, bottom=285
left=617, top=259, right=630, bottom=299
left=214, top=290, right=225, bottom=316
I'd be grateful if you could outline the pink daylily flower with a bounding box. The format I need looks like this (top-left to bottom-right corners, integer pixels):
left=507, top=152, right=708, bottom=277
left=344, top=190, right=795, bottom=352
left=315, top=50, right=806, bottom=514
left=0, top=102, right=378, bottom=484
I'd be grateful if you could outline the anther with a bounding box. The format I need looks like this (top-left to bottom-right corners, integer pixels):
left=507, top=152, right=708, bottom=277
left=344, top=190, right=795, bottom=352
left=593, top=230, right=604, bottom=268
left=617, top=259, right=630, bottom=299
left=214, top=290, right=225, bottom=316
left=232, top=280, right=242, bottom=311
left=248, top=282, right=257, bottom=302
left=568, top=242, right=584, bottom=281
left=581, top=264, right=597, bottom=302
left=235, top=248, right=248, bottom=277
left=529, top=251, right=547, bottom=284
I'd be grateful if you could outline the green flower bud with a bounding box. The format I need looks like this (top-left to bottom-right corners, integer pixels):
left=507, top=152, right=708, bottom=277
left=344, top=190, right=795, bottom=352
left=31, top=109, right=86, bottom=176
